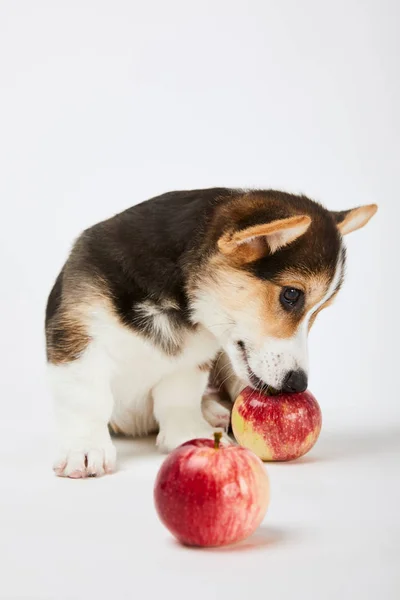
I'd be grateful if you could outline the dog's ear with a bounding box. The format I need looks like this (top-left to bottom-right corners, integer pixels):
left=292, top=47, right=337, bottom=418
left=217, top=215, right=311, bottom=262
left=331, top=204, right=377, bottom=235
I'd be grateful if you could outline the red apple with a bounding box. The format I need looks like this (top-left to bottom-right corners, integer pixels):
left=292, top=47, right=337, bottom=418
left=232, top=388, right=322, bottom=461
left=154, top=433, right=270, bottom=547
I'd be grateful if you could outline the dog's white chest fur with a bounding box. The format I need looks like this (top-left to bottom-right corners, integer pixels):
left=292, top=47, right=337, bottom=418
left=88, top=306, right=220, bottom=435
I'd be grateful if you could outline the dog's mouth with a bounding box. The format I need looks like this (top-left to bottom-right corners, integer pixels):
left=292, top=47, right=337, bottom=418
left=236, top=341, right=279, bottom=395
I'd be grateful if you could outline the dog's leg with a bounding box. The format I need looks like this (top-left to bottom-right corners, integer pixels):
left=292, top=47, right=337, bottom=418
left=154, top=367, right=229, bottom=452
left=49, top=346, right=116, bottom=478
left=201, top=351, right=246, bottom=429
left=217, top=351, right=245, bottom=401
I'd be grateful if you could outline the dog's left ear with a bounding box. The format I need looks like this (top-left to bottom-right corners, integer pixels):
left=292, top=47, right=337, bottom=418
left=331, top=204, right=378, bottom=235
left=217, top=214, right=311, bottom=262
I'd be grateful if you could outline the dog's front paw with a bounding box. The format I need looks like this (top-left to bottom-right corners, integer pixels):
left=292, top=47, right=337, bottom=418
left=157, top=416, right=232, bottom=453
left=202, top=394, right=232, bottom=429
left=53, top=435, right=117, bottom=478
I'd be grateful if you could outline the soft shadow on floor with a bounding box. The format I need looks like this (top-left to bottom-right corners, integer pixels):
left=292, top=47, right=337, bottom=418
left=114, top=434, right=159, bottom=464
left=170, top=525, right=297, bottom=554
left=209, top=525, right=294, bottom=553
left=289, top=426, right=400, bottom=465
left=113, top=425, right=400, bottom=469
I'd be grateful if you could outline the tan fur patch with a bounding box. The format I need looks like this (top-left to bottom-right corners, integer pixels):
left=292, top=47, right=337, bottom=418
left=46, top=277, right=110, bottom=365
left=193, top=255, right=332, bottom=341
left=261, top=273, right=331, bottom=338
left=46, top=307, right=90, bottom=364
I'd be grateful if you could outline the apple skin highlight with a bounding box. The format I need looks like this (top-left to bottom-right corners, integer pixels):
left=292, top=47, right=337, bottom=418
left=232, top=388, right=322, bottom=462
left=154, top=436, right=270, bottom=547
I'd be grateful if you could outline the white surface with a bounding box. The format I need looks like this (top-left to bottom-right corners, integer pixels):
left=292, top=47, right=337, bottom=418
left=0, top=1, right=399, bottom=599
left=1, top=426, right=399, bottom=600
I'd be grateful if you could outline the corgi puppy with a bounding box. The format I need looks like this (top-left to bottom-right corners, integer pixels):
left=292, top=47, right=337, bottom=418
left=46, top=188, right=377, bottom=478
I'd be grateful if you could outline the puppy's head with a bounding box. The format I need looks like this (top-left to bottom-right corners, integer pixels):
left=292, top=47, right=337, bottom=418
left=191, top=191, right=377, bottom=392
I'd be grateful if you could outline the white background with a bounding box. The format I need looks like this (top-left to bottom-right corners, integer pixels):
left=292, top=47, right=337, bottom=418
left=0, top=1, right=398, bottom=599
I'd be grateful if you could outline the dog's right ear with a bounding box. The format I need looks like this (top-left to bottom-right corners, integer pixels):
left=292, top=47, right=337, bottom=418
left=217, top=215, right=311, bottom=263
left=331, top=204, right=378, bottom=235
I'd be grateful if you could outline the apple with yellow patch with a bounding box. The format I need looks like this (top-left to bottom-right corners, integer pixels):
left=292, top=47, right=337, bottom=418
left=232, top=387, right=322, bottom=461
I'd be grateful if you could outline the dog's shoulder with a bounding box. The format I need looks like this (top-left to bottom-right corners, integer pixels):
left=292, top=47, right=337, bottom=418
left=46, top=188, right=237, bottom=361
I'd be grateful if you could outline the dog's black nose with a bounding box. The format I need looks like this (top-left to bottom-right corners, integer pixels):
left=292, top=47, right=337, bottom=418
left=282, top=370, right=308, bottom=393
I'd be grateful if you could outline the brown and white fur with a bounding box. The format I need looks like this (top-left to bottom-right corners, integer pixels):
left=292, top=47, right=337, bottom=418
left=45, top=188, right=377, bottom=477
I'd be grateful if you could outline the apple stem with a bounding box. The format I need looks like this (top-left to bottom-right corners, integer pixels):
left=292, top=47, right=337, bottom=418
left=213, top=431, right=222, bottom=449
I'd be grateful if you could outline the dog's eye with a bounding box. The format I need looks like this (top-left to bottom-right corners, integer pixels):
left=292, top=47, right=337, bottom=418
left=280, top=287, right=303, bottom=310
